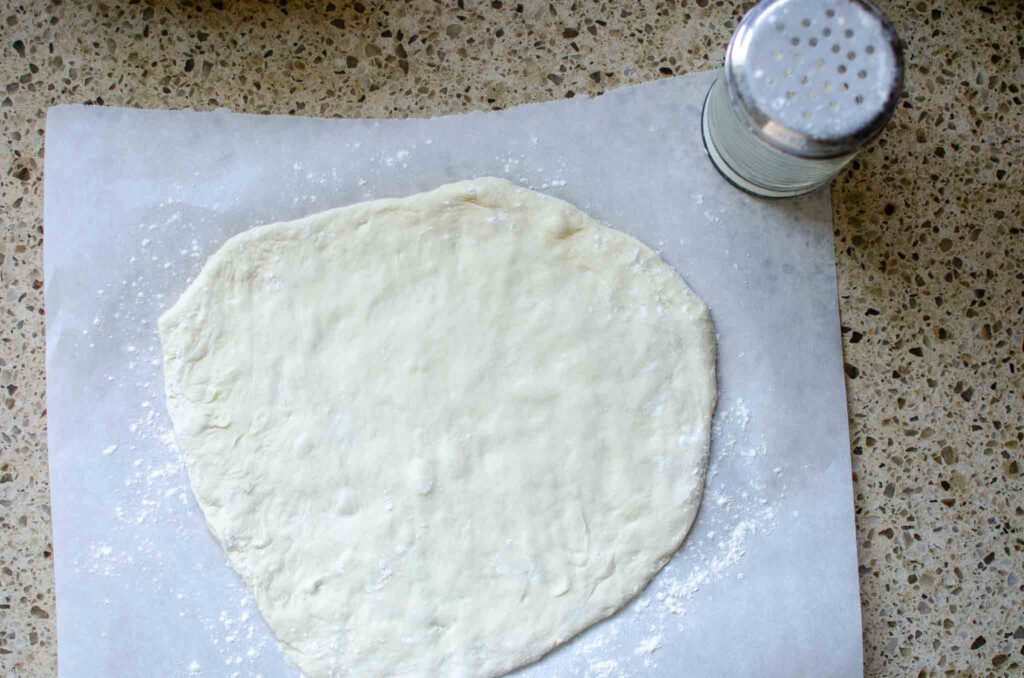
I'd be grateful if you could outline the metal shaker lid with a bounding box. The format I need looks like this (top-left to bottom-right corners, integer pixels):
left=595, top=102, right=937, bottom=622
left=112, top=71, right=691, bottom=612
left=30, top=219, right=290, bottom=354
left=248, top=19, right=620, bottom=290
left=725, top=0, right=903, bottom=159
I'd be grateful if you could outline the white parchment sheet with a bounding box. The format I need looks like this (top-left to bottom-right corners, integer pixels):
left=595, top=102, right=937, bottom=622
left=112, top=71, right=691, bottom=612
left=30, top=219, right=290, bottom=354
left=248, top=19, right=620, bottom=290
left=43, top=70, right=862, bottom=677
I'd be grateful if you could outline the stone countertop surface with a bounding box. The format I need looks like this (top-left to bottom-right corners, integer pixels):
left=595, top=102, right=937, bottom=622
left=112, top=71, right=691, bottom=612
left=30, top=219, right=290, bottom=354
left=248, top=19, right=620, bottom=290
left=0, top=0, right=1020, bottom=675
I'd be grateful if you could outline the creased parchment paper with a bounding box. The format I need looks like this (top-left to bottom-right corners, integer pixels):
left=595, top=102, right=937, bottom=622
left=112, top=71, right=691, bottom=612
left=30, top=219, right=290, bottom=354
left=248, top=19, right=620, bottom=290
left=44, top=70, right=862, bottom=677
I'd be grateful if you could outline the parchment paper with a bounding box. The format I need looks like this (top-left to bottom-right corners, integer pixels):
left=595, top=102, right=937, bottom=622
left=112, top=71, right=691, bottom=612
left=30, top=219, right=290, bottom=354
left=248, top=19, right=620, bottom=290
left=44, top=70, right=863, bottom=677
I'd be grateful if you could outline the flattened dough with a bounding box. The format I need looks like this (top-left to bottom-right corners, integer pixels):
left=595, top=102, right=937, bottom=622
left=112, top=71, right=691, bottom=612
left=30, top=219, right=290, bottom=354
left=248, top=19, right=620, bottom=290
left=159, top=178, right=716, bottom=677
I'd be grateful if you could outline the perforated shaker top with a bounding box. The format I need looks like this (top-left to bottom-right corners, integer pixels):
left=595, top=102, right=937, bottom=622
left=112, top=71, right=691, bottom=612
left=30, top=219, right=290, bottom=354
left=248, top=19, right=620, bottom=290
left=728, top=0, right=902, bottom=155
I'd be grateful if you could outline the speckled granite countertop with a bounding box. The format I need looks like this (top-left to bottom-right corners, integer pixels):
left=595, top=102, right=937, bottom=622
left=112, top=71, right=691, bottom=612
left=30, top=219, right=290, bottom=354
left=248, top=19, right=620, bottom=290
left=1, top=1, right=1021, bottom=675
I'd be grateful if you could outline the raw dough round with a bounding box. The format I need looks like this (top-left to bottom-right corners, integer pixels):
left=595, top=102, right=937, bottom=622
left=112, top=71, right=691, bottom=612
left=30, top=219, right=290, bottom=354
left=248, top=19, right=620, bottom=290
left=159, top=178, right=716, bottom=677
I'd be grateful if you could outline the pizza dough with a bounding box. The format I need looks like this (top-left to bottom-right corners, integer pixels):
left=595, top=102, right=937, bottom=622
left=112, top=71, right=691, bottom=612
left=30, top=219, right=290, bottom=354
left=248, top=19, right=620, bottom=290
left=158, top=178, right=716, bottom=677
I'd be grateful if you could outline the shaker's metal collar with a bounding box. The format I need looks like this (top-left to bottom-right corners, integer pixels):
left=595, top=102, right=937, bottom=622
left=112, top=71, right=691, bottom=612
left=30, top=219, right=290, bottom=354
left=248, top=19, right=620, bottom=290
left=726, top=0, right=903, bottom=159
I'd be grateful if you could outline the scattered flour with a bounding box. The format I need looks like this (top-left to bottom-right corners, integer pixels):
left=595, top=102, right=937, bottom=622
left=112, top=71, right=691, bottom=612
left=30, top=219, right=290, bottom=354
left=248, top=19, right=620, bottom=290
left=634, top=633, right=663, bottom=655
left=588, top=659, right=620, bottom=677
left=656, top=517, right=765, bottom=615
left=68, top=207, right=276, bottom=675
left=552, top=398, right=788, bottom=674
